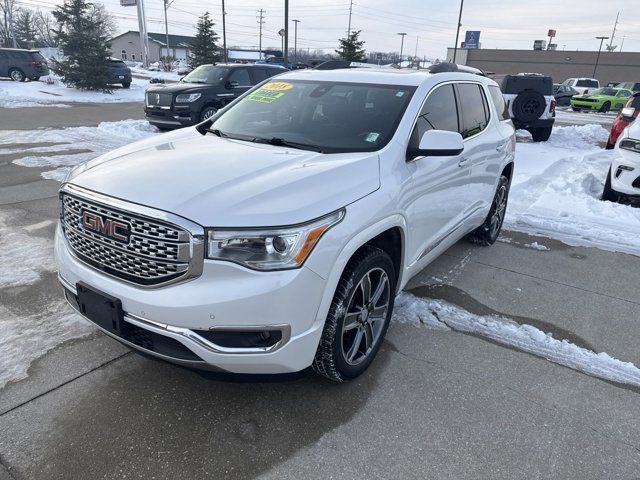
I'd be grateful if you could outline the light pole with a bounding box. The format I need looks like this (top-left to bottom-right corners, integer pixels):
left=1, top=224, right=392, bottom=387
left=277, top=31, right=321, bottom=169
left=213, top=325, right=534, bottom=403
left=397, top=32, right=407, bottom=66
left=283, top=0, right=289, bottom=65
left=593, top=35, right=609, bottom=78
left=452, top=0, right=464, bottom=63
left=292, top=19, right=300, bottom=64
left=163, top=0, right=171, bottom=62
left=222, top=0, right=227, bottom=62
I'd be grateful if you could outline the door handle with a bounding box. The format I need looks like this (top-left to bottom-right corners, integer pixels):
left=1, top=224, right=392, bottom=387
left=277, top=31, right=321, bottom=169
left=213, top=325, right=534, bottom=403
left=458, top=157, right=470, bottom=167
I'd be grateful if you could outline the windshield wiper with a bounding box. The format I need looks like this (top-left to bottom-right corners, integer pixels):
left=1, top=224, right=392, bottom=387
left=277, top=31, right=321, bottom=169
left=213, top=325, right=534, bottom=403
left=252, top=137, right=324, bottom=153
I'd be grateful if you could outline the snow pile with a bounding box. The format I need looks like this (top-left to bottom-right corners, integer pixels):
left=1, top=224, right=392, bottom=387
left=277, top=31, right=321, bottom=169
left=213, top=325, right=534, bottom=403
left=0, top=303, right=94, bottom=389
left=508, top=125, right=640, bottom=255
left=0, top=211, right=56, bottom=288
left=1, top=120, right=160, bottom=181
left=0, top=76, right=147, bottom=107
left=393, top=292, right=640, bottom=387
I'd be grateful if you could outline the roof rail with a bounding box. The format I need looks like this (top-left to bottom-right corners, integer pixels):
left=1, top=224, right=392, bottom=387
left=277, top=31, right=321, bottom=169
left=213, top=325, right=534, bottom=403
left=427, top=63, right=486, bottom=76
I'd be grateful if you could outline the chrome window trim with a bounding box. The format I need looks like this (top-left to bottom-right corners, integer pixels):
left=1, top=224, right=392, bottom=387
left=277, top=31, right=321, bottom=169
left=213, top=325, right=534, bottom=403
left=60, top=183, right=204, bottom=289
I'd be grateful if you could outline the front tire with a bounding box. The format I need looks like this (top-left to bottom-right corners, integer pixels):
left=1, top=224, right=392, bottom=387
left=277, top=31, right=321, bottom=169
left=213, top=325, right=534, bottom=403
left=468, top=175, right=510, bottom=246
left=601, top=167, right=619, bottom=202
left=529, top=126, right=553, bottom=142
left=9, top=68, right=25, bottom=82
left=599, top=101, right=611, bottom=113
left=122, top=81, right=131, bottom=89
left=200, top=106, right=218, bottom=121
left=605, top=140, right=615, bottom=150
left=312, top=246, right=396, bottom=382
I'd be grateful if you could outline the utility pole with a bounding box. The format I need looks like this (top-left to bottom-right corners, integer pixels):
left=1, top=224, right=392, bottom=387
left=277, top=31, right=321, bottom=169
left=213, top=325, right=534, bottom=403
left=283, top=0, right=289, bottom=65
left=163, top=0, right=170, bottom=61
left=292, top=19, right=300, bottom=64
left=221, top=0, right=227, bottom=62
left=347, top=0, right=353, bottom=38
left=608, top=11, right=620, bottom=51
left=414, top=36, right=419, bottom=66
left=257, top=9, right=265, bottom=60
left=397, top=32, right=407, bottom=67
left=452, top=0, right=464, bottom=63
left=593, top=36, right=609, bottom=78
left=135, top=0, right=150, bottom=67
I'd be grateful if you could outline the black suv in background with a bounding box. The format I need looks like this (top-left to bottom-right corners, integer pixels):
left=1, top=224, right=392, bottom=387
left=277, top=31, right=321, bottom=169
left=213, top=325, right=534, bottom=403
left=0, top=48, right=49, bottom=81
left=144, top=63, right=286, bottom=129
left=108, top=59, right=132, bottom=88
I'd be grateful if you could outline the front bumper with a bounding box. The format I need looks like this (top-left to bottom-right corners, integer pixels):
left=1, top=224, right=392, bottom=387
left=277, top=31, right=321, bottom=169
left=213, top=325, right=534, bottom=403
left=55, top=226, right=328, bottom=374
left=144, top=105, right=198, bottom=129
left=610, top=154, right=640, bottom=196
left=571, top=99, right=603, bottom=110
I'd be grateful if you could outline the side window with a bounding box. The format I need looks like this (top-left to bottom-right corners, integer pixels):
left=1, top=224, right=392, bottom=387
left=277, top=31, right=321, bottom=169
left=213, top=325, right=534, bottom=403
left=456, top=83, right=489, bottom=139
left=227, top=68, right=251, bottom=86
left=250, top=68, right=269, bottom=84
left=413, top=84, right=459, bottom=142
left=618, top=90, right=631, bottom=98
left=488, top=85, right=509, bottom=121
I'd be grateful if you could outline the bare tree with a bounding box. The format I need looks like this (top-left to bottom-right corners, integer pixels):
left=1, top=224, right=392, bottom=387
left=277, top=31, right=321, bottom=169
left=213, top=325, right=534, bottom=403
left=34, top=9, right=57, bottom=47
left=0, top=0, right=19, bottom=47
left=88, top=3, right=116, bottom=39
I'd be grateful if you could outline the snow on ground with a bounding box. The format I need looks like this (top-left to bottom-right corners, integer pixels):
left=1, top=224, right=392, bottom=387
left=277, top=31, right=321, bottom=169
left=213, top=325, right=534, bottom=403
left=507, top=124, right=640, bottom=255
left=555, top=108, right=616, bottom=127
left=0, top=76, right=148, bottom=108
left=129, top=65, right=182, bottom=82
left=0, top=119, right=159, bottom=181
left=0, top=210, right=94, bottom=389
left=394, top=292, right=640, bottom=388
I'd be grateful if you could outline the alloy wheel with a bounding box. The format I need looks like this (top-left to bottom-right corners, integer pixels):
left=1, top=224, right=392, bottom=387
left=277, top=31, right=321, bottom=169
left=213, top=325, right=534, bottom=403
left=489, top=184, right=508, bottom=237
left=341, top=267, right=390, bottom=366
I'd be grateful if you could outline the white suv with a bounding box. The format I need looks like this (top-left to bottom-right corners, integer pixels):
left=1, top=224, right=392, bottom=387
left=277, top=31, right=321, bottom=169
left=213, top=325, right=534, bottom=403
left=55, top=67, right=515, bottom=381
left=603, top=114, right=640, bottom=201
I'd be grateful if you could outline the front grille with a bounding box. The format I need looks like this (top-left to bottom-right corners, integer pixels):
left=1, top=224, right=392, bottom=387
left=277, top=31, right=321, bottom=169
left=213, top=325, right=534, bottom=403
left=146, top=92, right=172, bottom=107
left=61, top=193, right=194, bottom=286
left=576, top=98, right=597, bottom=103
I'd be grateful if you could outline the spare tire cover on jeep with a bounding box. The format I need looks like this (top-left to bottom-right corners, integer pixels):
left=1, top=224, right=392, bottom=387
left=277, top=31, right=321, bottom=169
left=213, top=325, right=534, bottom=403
left=501, top=75, right=552, bottom=123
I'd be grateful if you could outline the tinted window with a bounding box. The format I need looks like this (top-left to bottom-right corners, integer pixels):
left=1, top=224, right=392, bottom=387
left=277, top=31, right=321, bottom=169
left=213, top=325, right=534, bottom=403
left=456, top=83, right=489, bottom=138
left=251, top=68, right=270, bottom=83
left=617, top=90, right=632, bottom=98
left=414, top=84, right=459, bottom=140
left=488, top=85, right=509, bottom=121
left=28, top=52, right=45, bottom=61
left=576, top=79, right=598, bottom=88
left=212, top=80, right=415, bottom=153
left=227, top=68, right=251, bottom=86
left=181, top=65, right=229, bottom=85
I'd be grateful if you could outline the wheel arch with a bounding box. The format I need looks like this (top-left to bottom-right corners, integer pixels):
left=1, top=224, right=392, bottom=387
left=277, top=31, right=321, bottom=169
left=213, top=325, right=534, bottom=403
left=501, top=161, right=514, bottom=183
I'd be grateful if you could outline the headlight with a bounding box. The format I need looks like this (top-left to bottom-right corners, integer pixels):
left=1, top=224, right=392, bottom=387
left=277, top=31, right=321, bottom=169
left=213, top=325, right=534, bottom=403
left=175, top=93, right=202, bottom=103
left=206, top=210, right=345, bottom=270
left=620, top=139, right=640, bottom=152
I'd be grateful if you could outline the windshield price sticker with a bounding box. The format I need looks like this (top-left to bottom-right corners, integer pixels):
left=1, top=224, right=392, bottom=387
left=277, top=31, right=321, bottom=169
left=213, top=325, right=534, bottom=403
left=262, top=82, right=294, bottom=91
left=246, top=90, right=286, bottom=103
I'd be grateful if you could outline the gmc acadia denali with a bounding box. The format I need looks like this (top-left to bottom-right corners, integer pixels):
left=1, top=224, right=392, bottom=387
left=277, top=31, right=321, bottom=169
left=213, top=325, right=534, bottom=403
left=55, top=66, right=515, bottom=382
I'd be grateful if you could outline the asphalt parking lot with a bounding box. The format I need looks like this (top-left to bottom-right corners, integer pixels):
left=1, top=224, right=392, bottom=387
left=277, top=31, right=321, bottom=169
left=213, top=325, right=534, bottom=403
left=1, top=104, right=639, bottom=479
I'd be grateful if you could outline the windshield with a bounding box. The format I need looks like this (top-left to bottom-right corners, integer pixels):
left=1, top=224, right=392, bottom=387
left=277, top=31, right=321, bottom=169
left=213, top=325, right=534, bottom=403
left=211, top=80, right=416, bottom=153
left=592, top=88, right=617, bottom=96
left=576, top=79, right=598, bottom=88
left=182, top=65, right=229, bottom=85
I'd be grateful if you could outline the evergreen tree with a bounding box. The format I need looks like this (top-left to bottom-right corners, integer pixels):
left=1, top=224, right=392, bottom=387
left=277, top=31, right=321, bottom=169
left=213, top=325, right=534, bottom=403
left=14, top=9, right=37, bottom=49
left=336, top=30, right=366, bottom=62
left=51, top=0, right=111, bottom=91
left=188, top=12, right=221, bottom=68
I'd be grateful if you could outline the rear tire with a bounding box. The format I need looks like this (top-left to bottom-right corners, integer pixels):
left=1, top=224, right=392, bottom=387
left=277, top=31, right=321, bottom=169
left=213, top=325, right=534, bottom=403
left=468, top=175, right=510, bottom=246
left=529, top=126, right=553, bottom=142
left=601, top=167, right=619, bottom=202
left=599, top=101, right=611, bottom=113
left=9, top=68, right=25, bottom=82
left=605, top=140, right=615, bottom=150
left=312, top=246, right=396, bottom=382
left=572, top=106, right=581, bottom=112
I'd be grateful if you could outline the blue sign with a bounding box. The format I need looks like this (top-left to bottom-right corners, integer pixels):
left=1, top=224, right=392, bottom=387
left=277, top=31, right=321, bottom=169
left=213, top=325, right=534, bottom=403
left=465, top=31, right=480, bottom=49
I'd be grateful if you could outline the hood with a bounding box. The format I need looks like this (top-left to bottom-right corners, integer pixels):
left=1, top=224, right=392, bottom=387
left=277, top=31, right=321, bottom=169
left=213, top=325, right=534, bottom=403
left=146, top=82, right=219, bottom=94
left=67, top=129, right=380, bottom=227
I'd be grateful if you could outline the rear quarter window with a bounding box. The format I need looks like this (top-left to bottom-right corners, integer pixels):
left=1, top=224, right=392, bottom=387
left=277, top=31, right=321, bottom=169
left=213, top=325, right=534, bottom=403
left=489, top=85, right=509, bottom=121
left=456, top=83, right=489, bottom=138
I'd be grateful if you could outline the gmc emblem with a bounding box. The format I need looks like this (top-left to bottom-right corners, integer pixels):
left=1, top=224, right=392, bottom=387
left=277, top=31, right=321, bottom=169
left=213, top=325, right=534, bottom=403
left=81, top=210, right=131, bottom=243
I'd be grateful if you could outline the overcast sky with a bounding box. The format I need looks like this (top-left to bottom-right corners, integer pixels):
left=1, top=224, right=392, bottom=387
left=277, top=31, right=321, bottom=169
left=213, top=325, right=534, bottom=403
left=18, top=0, right=640, bottom=59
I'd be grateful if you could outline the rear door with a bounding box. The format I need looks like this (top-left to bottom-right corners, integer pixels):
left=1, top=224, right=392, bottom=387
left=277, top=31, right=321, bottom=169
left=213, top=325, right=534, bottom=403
left=455, top=82, right=504, bottom=217
left=226, top=68, right=252, bottom=97
left=405, top=82, right=473, bottom=266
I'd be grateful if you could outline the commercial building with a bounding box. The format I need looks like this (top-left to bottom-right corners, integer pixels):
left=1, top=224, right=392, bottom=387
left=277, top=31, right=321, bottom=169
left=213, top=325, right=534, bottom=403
left=447, top=48, right=640, bottom=85
left=109, top=31, right=196, bottom=63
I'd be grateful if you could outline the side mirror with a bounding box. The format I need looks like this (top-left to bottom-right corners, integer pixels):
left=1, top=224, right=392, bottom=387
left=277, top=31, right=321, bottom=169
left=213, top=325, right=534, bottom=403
left=409, top=130, right=464, bottom=160
left=621, top=107, right=636, bottom=123
left=225, top=80, right=239, bottom=89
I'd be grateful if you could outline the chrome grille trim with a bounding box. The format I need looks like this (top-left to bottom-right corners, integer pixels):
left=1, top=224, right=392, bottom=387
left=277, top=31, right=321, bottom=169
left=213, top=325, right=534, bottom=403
left=60, top=183, right=204, bottom=288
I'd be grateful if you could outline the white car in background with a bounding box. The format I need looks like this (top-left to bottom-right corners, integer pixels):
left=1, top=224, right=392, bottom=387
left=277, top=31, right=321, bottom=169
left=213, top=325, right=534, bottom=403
left=603, top=114, right=640, bottom=202
left=562, top=77, right=600, bottom=95
left=55, top=66, right=515, bottom=382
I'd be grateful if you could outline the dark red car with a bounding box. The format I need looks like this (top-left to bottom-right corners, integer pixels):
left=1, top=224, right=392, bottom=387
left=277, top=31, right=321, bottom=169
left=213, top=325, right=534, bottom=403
left=607, top=92, right=640, bottom=149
